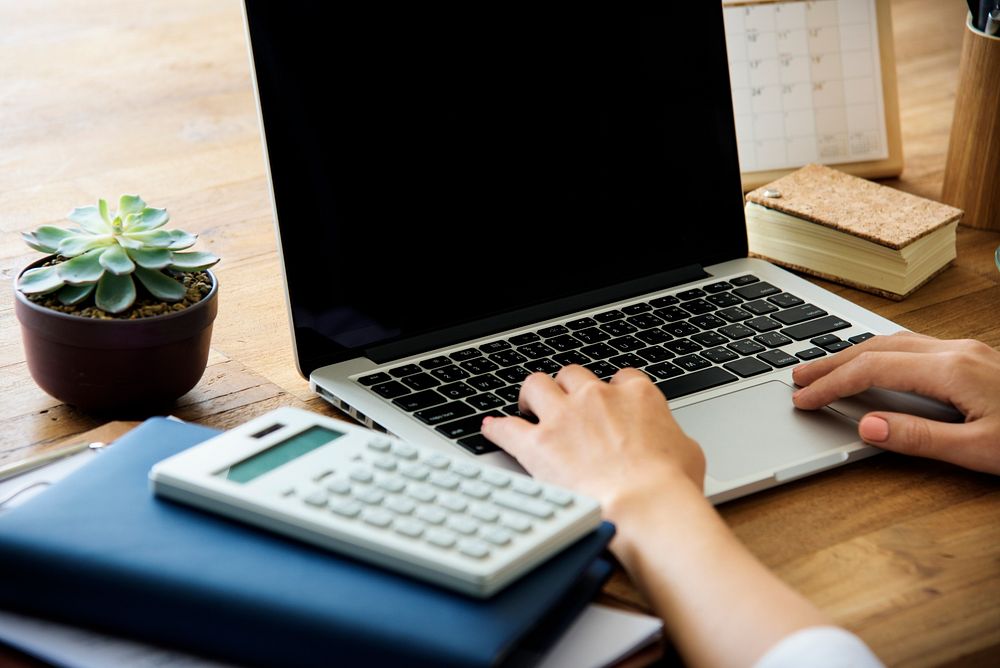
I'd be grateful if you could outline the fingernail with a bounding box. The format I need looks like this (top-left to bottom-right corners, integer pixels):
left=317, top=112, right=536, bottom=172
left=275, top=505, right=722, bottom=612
left=859, top=416, right=889, bottom=443
left=792, top=388, right=803, bottom=399
left=481, top=416, right=494, bottom=428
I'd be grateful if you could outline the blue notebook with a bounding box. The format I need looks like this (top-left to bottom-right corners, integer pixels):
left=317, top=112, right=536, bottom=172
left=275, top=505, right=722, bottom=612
left=0, top=418, right=614, bottom=668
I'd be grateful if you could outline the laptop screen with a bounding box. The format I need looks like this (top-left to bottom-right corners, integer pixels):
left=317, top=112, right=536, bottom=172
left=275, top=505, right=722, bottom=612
left=244, top=6, right=747, bottom=375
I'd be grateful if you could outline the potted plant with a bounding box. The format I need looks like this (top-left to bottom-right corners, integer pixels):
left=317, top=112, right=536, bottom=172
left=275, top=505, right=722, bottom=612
left=14, top=195, right=220, bottom=413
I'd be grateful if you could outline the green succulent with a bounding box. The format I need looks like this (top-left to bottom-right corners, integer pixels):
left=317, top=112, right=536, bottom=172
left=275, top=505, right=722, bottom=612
left=18, top=195, right=219, bottom=314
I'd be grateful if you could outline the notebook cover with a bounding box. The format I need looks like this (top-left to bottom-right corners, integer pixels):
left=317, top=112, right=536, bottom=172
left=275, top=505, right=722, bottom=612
left=0, top=418, right=615, bottom=668
left=745, top=163, right=963, bottom=249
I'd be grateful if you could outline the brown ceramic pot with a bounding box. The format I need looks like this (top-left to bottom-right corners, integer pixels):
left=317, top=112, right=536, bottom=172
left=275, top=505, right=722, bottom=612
left=14, top=258, right=218, bottom=414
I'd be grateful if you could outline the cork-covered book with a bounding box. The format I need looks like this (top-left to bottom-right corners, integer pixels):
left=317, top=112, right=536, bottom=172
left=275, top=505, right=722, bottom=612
left=744, top=164, right=963, bottom=300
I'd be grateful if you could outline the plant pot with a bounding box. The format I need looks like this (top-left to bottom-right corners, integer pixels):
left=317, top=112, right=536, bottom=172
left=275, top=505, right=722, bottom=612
left=14, top=257, right=219, bottom=414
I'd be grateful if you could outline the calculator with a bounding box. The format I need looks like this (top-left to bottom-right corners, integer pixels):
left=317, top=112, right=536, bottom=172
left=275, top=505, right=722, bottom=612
left=149, top=407, right=602, bottom=597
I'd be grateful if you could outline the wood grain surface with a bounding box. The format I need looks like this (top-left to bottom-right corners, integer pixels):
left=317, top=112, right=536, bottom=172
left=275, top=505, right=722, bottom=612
left=1, top=1, right=998, bottom=666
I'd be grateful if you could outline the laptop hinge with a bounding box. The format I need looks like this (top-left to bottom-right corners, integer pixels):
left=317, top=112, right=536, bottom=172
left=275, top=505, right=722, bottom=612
left=365, top=264, right=709, bottom=364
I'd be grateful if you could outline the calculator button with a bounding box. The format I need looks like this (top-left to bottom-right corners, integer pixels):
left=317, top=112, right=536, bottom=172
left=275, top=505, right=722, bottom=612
left=469, top=504, right=500, bottom=523
left=416, top=505, right=447, bottom=525
left=303, top=490, right=328, bottom=508
left=362, top=508, right=393, bottom=528
left=459, top=480, right=492, bottom=500
left=426, top=528, right=457, bottom=548
left=511, top=478, right=542, bottom=497
left=543, top=488, right=574, bottom=507
left=376, top=477, right=406, bottom=493
left=367, top=437, right=391, bottom=452
left=391, top=442, right=419, bottom=460
left=481, top=527, right=512, bottom=546
left=457, top=538, right=490, bottom=559
left=330, top=499, right=362, bottom=518
left=451, top=461, right=481, bottom=478
left=430, top=471, right=461, bottom=490
left=424, top=453, right=451, bottom=469
left=480, top=469, right=510, bottom=488
left=393, top=518, right=424, bottom=538
left=349, top=467, right=374, bottom=483
left=355, top=488, right=385, bottom=505
left=400, top=463, right=430, bottom=481
left=407, top=484, right=437, bottom=503
left=493, top=491, right=554, bottom=519
left=438, top=493, right=468, bottom=513
left=373, top=456, right=397, bottom=471
left=500, top=514, right=533, bottom=533
left=385, top=496, right=415, bottom=515
left=326, top=479, right=351, bottom=495
left=446, top=515, right=479, bottom=535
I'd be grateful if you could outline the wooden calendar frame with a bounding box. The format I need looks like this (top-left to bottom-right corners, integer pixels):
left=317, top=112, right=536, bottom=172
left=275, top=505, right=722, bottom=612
left=724, top=0, right=903, bottom=191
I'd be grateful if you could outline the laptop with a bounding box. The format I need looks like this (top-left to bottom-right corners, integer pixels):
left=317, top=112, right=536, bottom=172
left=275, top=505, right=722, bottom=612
left=241, top=4, right=948, bottom=503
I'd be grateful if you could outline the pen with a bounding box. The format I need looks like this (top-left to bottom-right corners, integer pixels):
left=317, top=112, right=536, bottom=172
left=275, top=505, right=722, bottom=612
left=987, top=7, right=1000, bottom=35
left=0, top=441, right=106, bottom=482
left=979, top=0, right=994, bottom=31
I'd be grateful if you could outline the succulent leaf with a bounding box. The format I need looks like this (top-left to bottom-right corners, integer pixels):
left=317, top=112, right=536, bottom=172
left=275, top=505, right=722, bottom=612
left=118, top=195, right=146, bottom=217
left=22, top=226, right=76, bottom=253
left=99, top=245, right=135, bottom=275
left=126, top=207, right=169, bottom=233
left=134, top=266, right=186, bottom=301
left=166, top=229, right=197, bottom=250
left=67, top=206, right=113, bottom=235
left=57, top=248, right=106, bottom=284
left=98, top=199, right=111, bottom=224
left=125, top=229, right=176, bottom=248
left=57, top=233, right=115, bottom=257
left=95, top=272, right=136, bottom=313
left=126, top=247, right=172, bottom=269
left=56, top=282, right=96, bottom=306
left=168, top=251, right=219, bottom=271
left=17, top=265, right=66, bottom=295
left=115, top=235, right=145, bottom=250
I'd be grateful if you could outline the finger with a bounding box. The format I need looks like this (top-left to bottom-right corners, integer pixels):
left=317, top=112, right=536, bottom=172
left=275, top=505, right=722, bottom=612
left=480, top=415, right=536, bottom=461
left=518, top=372, right=566, bottom=417
left=793, top=332, right=947, bottom=388
left=609, top=367, right=651, bottom=386
left=792, top=350, right=955, bottom=409
left=858, top=412, right=998, bottom=473
left=554, top=364, right=600, bottom=393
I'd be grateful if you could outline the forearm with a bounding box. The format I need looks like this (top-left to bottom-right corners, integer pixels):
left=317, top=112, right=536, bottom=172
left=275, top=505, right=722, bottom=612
left=607, top=475, right=828, bottom=668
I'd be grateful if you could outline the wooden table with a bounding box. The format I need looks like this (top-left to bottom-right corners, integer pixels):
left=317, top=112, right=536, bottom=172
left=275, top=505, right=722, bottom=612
left=1, top=1, right=998, bottom=665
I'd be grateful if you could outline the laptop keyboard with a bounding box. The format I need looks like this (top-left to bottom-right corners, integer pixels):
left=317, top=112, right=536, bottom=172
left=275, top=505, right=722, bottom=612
left=355, top=274, right=873, bottom=456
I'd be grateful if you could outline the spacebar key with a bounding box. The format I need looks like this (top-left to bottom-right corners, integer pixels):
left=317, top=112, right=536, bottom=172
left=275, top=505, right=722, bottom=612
left=656, top=367, right=738, bottom=400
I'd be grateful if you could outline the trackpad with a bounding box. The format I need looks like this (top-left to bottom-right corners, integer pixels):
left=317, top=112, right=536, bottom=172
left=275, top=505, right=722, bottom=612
left=674, top=381, right=859, bottom=482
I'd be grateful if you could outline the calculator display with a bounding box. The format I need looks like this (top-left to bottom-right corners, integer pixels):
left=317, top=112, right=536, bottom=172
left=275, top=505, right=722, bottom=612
left=217, top=426, right=344, bottom=484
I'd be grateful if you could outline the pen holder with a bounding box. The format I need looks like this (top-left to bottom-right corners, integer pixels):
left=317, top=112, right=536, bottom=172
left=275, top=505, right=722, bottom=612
left=942, top=14, right=1000, bottom=231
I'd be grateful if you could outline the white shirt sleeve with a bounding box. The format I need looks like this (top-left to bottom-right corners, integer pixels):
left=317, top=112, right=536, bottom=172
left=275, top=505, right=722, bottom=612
left=753, top=626, right=884, bottom=668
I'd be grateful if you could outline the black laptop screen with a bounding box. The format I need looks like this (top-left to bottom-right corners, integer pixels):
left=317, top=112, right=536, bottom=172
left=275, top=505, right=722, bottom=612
left=244, top=6, right=747, bottom=375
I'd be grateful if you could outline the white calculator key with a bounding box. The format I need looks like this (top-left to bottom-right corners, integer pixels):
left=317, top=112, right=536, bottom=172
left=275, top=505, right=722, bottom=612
left=446, top=515, right=479, bottom=536
left=303, top=490, right=328, bottom=507
left=469, top=504, right=499, bottom=523
left=385, top=496, right=415, bottom=515
left=543, top=488, right=574, bottom=507
left=426, top=528, right=457, bottom=548
left=459, top=480, right=491, bottom=500
left=480, top=469, right=510, bottom=488
left=451, top=461, right=480, bottom=478
left=350, top=467, right=374, bottom=483
left=406, top=484, right=436, bottom=503
left=438, top=494, right=467, bottom=513
left=511, top=478, right=542, bottom=497
left=355, top=488, right=384, bottom=505
left=391, top=442, right=418, bottom=460
left=493, top=491, right=553, bottom=519
left=481, top=527, right=512, bottom=546
left=376, top=477, right=406, bottom=493
left=326, top=479, right=351, bottom=495
left=458, top=538, right=490, bottom=559
left=500, top=514, right=532, bottom=533
left=393, top=518, right=424, bottom=538
left=400, top=463, right=430, bottom=481
left=373, top=456, right=397, bottom=471
left=425, top=453, right=451, bottom=469
left=362, top=508, right=393, bottom=528
left=429, top=471, right=460, bottom=490
left=330, top=499, right=362, bottom=518
left=415, top=505, right=447, bottom=525
left=367, top=437, right=392, bottom=452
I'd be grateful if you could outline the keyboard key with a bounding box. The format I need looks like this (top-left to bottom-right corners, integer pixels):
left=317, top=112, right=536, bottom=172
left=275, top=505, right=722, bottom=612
left=553, top=351, right=592, bottom=366
left=600, top=320, right=638, bottom=337
left=691, top=331, right=728, bottom=348
left=372, top=381, right=410, bottom=399
left=470, top=504, right=501, bottom=522
left=349, top=467, right=374, bottom=484
left=429, top=471, right=461, bottom=490
left=703, top=281, right=733, bottom=293
left=489, top=350, right=528, bottom=367
left=509, top=332, right=540, bottom=345
left=466, top=374, right=505, bottom=392
left=580, top=342, right=618, bottom=359
left=426, top=528, right=457, bottom=548
left=677, top=288, right=706, bottom=300
left=388, top=364, right=422, bottom=378
left=575, top=327, right=612, bottom=344
left=539, top=325, right=569, bottom=338
left=674, top=354, right=711, bottom=372
left=495, top=366, right=531, bottom=384
left=466, top=393, right=504, bottom=411
left=700, top=346, right=738, bottom=364
left=796, top=347, right=826, bottom=360
left=438, top=381, right=477, bottom=399
left=626, top=313, right=664, bottom=329
left=768, top=292, right=804, bottom=308
left=414, top=505, right=446, bottom=525
left=679, top=298, right=716, bottom=315
left=663, top=322, right=699, bottom=337
left=647, top=361, right=684, bottom=379
left=772, top=304, right=827, bottom=325
left=394, top=518, right=424, bottom=538
left=358, top=372, right=391, bottom=386
left=431, top=365, right=470, bottom=382
left=656, top=367, right=739, bottom=399
left=663, top=338, right=702, bottom=355
left=566, top=317, right=597, bottom=330
left=622, top=302, right=653, bottom=315
left=414, top=401, right=476, bottom=425
left=362, top=509, right=393, bottom=528
left=635, top=328, right=671, bottom=345
left=758, top=350, right=799, bottom=368
left=401, top=372, right=441, bottom=390
left=326, top=479, right=352, bottom=495
left=608, top=335, right=645, bottom=352
left=719, top=323, right=755, bottom=340
left=649, top=295, right=680, bottom=307
left=690, top=314, right=727, bottom=330
left=355, top=488, right=385, bottom=505
left=724, top=357, right=772, bottom=378
left=481, top=469, right=510, bottom=488
left=408, top=485, right=438, bottom=503
left=542, top=488, right=574, bottom=507
left=450, top=348, right=482, bottom=361
left=419, top=356, right=452, bottom=370
left=460, top=481, right=492, bottom=500
left=653, top=306, right=688, bottom=322
left=717, top=306, right=753, bottom=322
left=518, top=342, right=555, bottom=359
left=452, top=461, right=481, bottom=478
left=727, top=339, right=766, bottom=355
left=495, top=385, right=521, bottom=403
left=524, top=358, right=561, bottom=374
left=746, top=316, right=781, bottom=332
left=636, top=345, right=674, bottom=363
left=609, top=353, right=647, bottom=369
left=330, top=499, right=362, bottom=518
left=733, top=282, right=780, bottom=300
left=742, top=299, right=778, bottom=315
left=460, top=358, right=499, bottom=375
left=547, top=334, right=583, bottom=351
left=705, top=292, right=742, bottom=308
left=512, top=478, right=542, bottom=496
left=393, top=389, right=448, bottom=412
left=493, top=491, right=554, bottom=519
left=810, top=334, right=841, bottom=347
left=481, top=527, right=513, bottom=546
left=849, top=332, right=875, bottom=344
left=391, top=442, right=418, bottom=460
left=782, top=316, right=851, bottom=341
left=753, top=331, right=793, bottom=348
left=824, top=340, right=853, bottom=352
left=502, top=404, right=539, bottom=423
left=438, top=494, right=468, bottom=513
left=423, top=454, right=450, bottom=470
left=480, top=341, right=511, bottom=353
left=729, top=274, right=759, bottom=286
left=594, top=309, right=625, bottom=322
left=584, top=360, right=619, bottom=378
left=457, top=538, right=490, bottom=558
left=377, top=477, right=406, bottom=494
left=303, top=490, right=328, bottom=508
left=457, top=434, right=499, bottom=455
left=500, top=514, right=533, bottom=533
